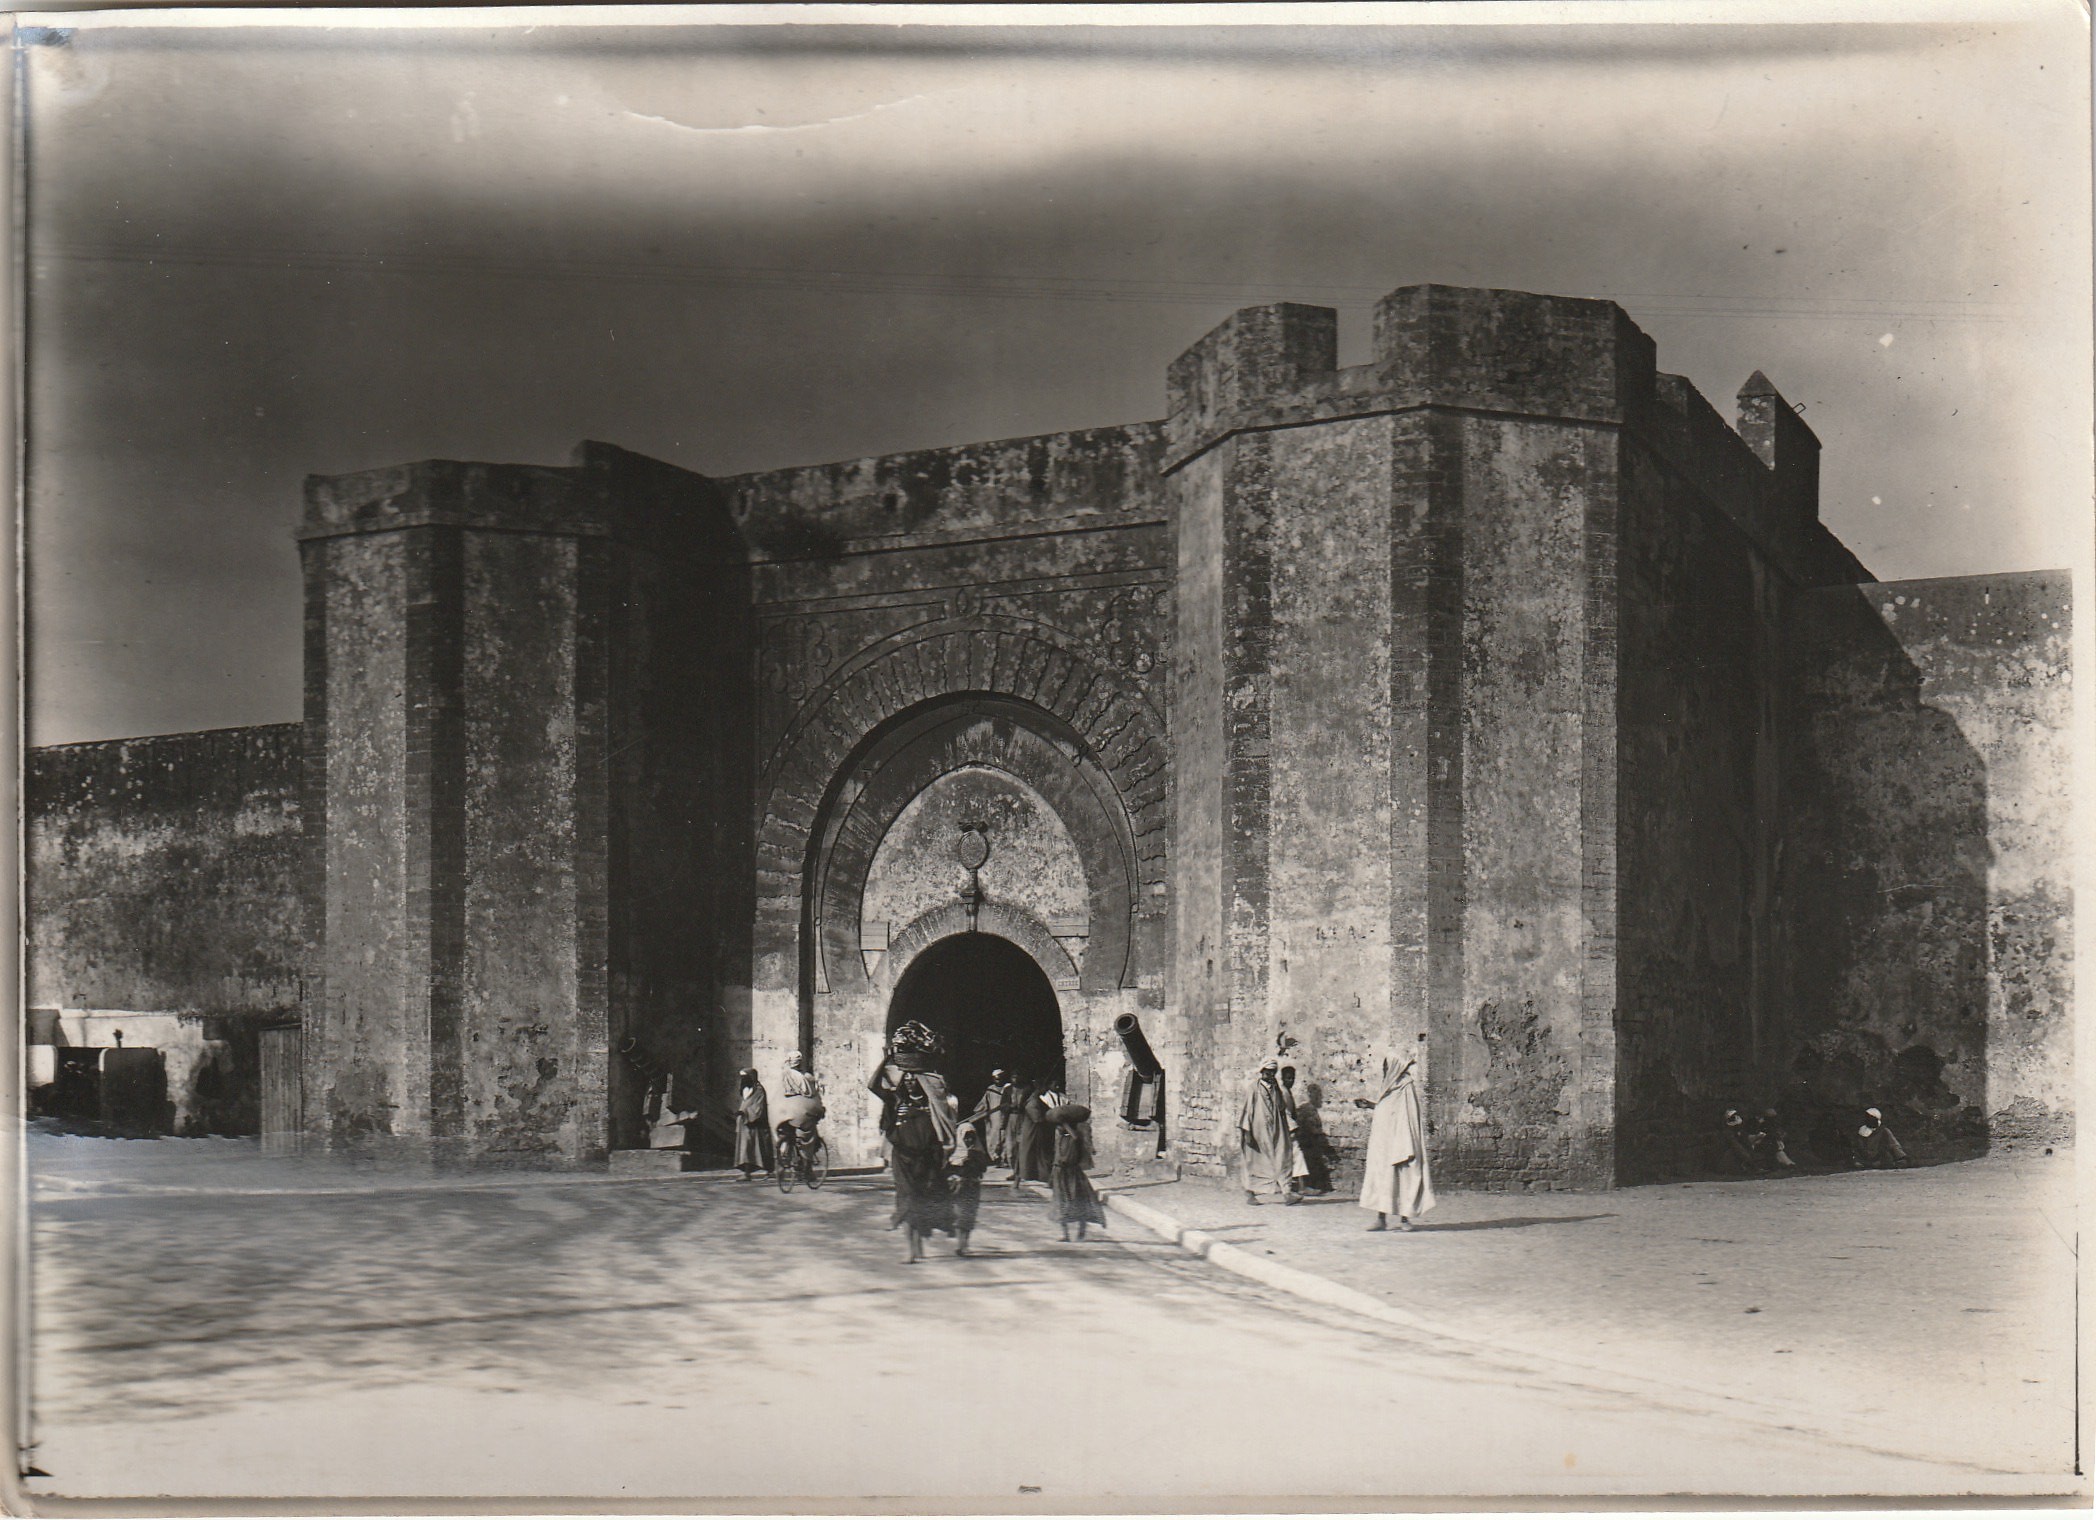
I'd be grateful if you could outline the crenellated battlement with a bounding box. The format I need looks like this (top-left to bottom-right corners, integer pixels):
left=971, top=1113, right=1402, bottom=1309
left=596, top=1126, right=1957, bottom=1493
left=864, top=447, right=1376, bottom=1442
left=1736, top=368, right=1823, bottom=533
left=1370, top=283, right=1659, bottom=422
left=1163, top=284, right=1657, bottom=470
left=1162, top=280, right=1853, bottom=585
left=1163, top=301, right=1339, bottom=462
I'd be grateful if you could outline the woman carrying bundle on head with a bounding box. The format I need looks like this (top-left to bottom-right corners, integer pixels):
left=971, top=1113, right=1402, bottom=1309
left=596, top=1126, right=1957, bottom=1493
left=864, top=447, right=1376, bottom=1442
left=867, top=1020, right=959, bottom=1264
left=1044, top=1099, right=1106, bottom=1243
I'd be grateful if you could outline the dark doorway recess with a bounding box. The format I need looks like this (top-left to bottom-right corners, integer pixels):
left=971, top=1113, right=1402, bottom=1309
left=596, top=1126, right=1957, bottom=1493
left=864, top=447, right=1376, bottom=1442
left=886, top=933, right=1063, bottom=1116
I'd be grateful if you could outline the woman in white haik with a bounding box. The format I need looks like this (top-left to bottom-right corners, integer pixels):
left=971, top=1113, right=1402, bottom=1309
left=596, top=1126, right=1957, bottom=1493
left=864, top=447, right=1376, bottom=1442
left=1356, top=1045, right=1436, bottom=1232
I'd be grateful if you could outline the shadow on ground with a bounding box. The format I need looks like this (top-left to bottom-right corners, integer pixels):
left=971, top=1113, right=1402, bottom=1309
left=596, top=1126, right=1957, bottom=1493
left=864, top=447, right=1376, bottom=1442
left=1416, top=1213, right=1615, bottom=1232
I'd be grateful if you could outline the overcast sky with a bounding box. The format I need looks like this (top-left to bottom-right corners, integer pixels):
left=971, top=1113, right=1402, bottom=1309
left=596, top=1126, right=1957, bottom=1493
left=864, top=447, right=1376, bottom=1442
left=22, top=5, right=2091, bottom=745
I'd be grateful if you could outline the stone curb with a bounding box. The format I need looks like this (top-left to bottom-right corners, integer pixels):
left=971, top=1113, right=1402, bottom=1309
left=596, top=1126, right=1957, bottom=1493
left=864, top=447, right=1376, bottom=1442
left=1095, top=1186, right=2020, bottom=1480
left=1103, top=1189, right=1448, bottom=1337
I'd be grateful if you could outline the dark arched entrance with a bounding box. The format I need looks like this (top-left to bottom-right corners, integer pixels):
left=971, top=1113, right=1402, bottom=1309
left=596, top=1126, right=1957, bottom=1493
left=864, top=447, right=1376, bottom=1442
left=886, top=934, right=1063, bottom=1115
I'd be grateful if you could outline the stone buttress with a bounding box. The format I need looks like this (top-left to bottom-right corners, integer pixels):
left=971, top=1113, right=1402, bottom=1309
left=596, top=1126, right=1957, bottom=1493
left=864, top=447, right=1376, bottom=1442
left=295, top=443, right=748, bottom=1164
left=1163, top=286, right=1872, bottom=1188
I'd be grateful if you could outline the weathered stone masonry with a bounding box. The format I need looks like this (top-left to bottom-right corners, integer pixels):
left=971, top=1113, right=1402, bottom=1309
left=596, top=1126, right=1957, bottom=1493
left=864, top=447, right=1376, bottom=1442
left=24, top=725, right=304, bottom=1135
left=23, top=283, right=2074, bottom=1180
left=1780, top=572, right=2073, bottom=1145
left=27, top=724, right=303, bottom=1017
left=290, top=443, right=746, bottom=1163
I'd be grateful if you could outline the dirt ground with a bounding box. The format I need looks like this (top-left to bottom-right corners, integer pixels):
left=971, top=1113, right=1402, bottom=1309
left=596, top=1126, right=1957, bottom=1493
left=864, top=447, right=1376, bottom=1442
left=17, top=1133, right=2079, bottom=1504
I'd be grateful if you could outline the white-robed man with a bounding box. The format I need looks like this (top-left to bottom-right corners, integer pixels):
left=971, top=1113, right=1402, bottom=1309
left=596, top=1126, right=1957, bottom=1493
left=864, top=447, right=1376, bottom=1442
left=967, top=1068, right=1013, bottom=1164
left=1357, top=1049, right=1436, bottom=1231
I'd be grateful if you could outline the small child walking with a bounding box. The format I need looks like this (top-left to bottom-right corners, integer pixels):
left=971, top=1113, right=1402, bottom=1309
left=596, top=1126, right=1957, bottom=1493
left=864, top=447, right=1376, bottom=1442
left=949, top=1120, right=991, bottom=1257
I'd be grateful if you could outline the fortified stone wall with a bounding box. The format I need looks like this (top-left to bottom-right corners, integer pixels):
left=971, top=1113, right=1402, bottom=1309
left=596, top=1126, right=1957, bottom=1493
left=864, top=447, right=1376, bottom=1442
left=26, top=724, right=304, bottom=1016
left=302, top=520, right=423, bottom=1152
left=1162, top=285, right=1891, bottom=1191
left=25, top=281, right=2071, bottom=1186
left=586, top=445, right=753, bottom=1157
left=1165, top=339, right=1426, bottom=1185
left=460, top=525, right=589, bottom=1161
left=298, top=444, right=745, bottom=1164
left=732, top=426, right=1171, bottom=1167
left=1783, top=571, right=2072, bottom=1144
left=1605, top=362, right=1877, bottom=1179
left=1257, top=416, right=1403, bottom=1183
left=1164, top=290, right=1645, bottom=1190
left=1168, top=442, right=1230, bottom=1175
left=1166, top=292, right=1633, bottom=1189
left=1613, top=437, right=1777, bottom=1173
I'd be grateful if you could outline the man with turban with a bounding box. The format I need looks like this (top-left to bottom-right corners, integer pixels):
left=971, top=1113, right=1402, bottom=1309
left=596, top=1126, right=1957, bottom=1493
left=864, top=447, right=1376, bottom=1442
left=1850, top=1106, right=1912, bottom=1168
left=1004, top=1074, right=1041, bottom=1184
left=1714, top=1108, right=1759, bottom=1174
left=774, top=1050, right=825, bottom=1158
left=1237, top=1057, right=1301, bottom=1205
left=781, top=1050, right=820, bottom=1100
left=733, top=1068, right=773, bottom=1180
left=968, top=1068, right=1014, bottom=1165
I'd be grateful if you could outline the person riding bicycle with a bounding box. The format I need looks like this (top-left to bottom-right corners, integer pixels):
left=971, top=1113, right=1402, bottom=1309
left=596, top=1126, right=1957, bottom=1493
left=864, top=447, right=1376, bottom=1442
left=774, top=1050, right=825, bottom=1156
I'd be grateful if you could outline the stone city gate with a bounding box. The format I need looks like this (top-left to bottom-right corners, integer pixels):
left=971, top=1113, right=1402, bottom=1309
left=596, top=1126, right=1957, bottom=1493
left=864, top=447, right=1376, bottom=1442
left=748, top=618, right=1171, bottom=1168
left=28, top=283, right=2067, bottom=1184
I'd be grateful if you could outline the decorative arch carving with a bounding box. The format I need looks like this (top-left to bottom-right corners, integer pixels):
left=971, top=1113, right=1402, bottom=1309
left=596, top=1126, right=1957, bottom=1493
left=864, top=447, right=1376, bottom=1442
left=758, top=618, right=1163, bottom=869
left=752, top=616, right=1169, bottom=1015
left=879, top=905, right=1080, bottom=997
left=760, top=614, right=1162, bottom=800
left=812, top=702, right=1134, bottom=998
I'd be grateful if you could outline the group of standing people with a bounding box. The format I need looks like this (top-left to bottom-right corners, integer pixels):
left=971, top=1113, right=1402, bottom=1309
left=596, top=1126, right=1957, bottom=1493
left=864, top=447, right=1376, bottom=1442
left=1236, top=1046, right=1436, bottom=1231
left=748, top=1028, right=1922, bottom=1259
left=965, top=1069, right=1074, bottom=1188
left=747, top=1028, right=1435, bottom=1247
left=869, top=1026, right=1104, bottom=1261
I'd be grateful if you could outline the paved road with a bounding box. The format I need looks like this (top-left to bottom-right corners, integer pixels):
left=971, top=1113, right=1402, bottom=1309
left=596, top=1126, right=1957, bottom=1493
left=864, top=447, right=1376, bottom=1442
left=22, top=1166, right=2060, bottom=1503
left=1124, top=1149, right=2080, bottom=1477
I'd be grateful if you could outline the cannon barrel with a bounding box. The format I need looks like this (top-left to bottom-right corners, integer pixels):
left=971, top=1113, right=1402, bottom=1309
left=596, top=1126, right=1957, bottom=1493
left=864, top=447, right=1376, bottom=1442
left=1113, top=1012, right=1164, bottom=1079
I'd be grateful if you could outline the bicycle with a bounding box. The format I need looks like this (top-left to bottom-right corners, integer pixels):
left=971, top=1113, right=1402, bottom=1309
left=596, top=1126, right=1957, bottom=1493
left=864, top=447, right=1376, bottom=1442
left=776, top=1123, right=829, bottom=1192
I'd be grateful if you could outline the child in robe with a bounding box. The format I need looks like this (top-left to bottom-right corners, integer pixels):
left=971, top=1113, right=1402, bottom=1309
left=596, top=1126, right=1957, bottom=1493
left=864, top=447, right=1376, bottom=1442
left=949, top=1119, right=991, bottom=1257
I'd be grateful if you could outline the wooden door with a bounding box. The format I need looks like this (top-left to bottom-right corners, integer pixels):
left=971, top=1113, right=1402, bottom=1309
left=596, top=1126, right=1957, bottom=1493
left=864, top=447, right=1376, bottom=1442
left=259, top=1026, right=303, bottom=1154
